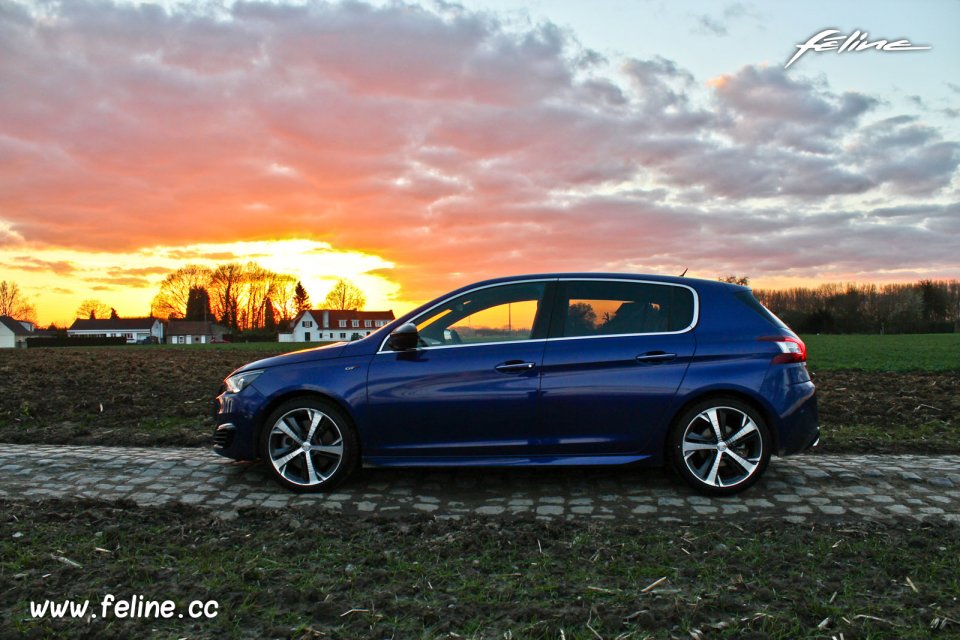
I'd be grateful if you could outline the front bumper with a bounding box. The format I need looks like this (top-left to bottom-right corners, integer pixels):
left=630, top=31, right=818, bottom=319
left=212, top=388, right=264, bottom=461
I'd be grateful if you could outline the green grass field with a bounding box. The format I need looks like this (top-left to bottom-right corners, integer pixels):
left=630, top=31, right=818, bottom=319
left=801, top=333, right=960, bottom=371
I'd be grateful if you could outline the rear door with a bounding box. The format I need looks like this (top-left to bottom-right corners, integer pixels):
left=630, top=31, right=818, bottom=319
left=536, top=279, right=697, bottom=456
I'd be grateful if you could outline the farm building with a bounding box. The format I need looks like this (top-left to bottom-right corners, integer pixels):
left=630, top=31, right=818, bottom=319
left=167, top=320, right=229, bottom=344
left=0, top=315, right=33, bottom=348
left=279, top=309, right=395, bottom=342
left=67, top=317, right=165, bottom=344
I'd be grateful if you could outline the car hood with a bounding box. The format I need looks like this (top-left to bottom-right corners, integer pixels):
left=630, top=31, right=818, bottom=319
left=237, top=342, right=347, bottom=372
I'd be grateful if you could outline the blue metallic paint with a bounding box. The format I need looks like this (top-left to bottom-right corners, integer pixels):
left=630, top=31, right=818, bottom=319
left=214, top=273, right=819, bottom=469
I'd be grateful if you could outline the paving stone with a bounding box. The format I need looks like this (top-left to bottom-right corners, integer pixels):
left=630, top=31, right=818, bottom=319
left=721, top=504, right=748, bottom=515
left=658, top=497, right=684, bottom=507
left=818, top=505, right=845, bottom=515
left=1, top=446, right=958, bottom=524
left=773, top=494, right=801, bottom=503
left=475, top=506, right=505, bottom=515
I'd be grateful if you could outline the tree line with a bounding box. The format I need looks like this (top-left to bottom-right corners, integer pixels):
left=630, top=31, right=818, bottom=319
left=150, top=263, right=367, bottom=332
left=752, top=280, right=960, bottom=334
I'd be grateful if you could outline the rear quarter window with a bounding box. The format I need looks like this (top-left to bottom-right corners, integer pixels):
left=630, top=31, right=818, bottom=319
left=735, top=291, right=788, bottom=328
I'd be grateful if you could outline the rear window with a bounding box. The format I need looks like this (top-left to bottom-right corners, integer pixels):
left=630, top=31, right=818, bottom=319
left=735, top=291, right=788, bottom=328
left=555, top=281, right=695, bottom=337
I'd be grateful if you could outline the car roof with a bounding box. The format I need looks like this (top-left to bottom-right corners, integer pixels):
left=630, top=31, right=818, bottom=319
left=458, top=272, right=748, bottom=292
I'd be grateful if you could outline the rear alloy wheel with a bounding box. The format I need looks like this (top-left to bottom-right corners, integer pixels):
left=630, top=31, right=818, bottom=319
left=259, top=397, right=358, bottom=492
left=670, top=397, right=771, bottom=495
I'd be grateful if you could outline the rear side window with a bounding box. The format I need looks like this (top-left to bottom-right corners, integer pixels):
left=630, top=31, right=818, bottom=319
left=735, top=291, right=787, bottom=328
left=553, top=281, right=695, bottom=337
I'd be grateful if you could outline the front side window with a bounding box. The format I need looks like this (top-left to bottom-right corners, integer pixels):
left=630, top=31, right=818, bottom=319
left=407, top=282, right=548, bottom=348
left=554, top=281, right=695, bottom=337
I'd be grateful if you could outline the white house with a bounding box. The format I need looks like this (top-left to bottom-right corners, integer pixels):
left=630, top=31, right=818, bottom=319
left=67, top=317, right=165, bottom=344
left=0, top=315, right=32, bottom=348
left=167, top=320, right=229, bottom=344
left=280, top=309, right=395, bottom=343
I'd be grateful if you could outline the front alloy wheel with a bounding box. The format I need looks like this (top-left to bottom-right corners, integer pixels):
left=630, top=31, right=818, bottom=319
left=670, top=398, right=771, bottom=495
left=260, top=398, right=358, bottom=492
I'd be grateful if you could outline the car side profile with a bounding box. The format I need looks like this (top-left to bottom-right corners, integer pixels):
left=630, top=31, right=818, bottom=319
left=213, top=273, right=819, bottom=495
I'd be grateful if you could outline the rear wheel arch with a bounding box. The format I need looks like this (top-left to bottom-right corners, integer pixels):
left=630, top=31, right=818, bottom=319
left=664, top=389, right=780, bottom=465
left=666, top=392, right=774, bottom=495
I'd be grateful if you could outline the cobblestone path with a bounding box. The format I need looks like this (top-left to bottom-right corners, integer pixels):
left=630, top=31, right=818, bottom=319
left=1, top=445, right=958, bottom=523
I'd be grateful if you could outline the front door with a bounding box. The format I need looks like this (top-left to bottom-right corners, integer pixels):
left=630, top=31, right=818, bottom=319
left=364, top=280, right=553, bottom=460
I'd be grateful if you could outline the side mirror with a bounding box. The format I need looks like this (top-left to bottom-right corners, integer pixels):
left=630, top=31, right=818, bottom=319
left=387, top=322, right=419, bottom=351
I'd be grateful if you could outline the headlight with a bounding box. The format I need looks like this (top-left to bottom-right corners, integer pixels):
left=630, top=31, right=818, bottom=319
left=224, top=369, right=264, bottom=394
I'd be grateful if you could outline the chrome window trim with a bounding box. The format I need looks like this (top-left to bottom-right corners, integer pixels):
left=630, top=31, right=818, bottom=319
left=377, top=277, right=699, bottom=354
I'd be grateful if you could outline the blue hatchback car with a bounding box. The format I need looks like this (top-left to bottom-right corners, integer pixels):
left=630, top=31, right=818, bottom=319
left=214, top=274, right=819, bottom=495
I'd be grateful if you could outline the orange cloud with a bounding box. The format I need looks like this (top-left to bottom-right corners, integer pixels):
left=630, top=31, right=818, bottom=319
left=0, top=1, right=957, bottom=325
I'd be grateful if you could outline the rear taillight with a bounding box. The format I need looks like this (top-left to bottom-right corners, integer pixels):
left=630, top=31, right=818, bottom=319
left=759, top=335, right=807, bottom=364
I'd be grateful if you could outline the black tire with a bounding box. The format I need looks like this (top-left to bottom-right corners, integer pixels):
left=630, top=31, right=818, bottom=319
left=259, top=396, right=359, bottom=492
left=668, top=396, right=771, bottom=496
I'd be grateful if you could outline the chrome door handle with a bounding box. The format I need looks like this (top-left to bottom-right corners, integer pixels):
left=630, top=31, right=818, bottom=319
left=495, top=361, right=536, bottom=373
left=636, top=352, right=677, bottom=363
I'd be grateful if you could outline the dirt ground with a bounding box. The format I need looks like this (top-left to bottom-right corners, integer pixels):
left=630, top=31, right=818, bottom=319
left=3, top=499, right=958, bottom=639
left=0, top=348, right=957, bottom=453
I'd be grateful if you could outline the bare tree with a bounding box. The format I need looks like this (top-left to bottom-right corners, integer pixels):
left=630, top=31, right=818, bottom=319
left=151, top=264, right=213, bottom=320
left=76, top=299, right=111, bottom=320
left=719, top=275, right=750, bottom=286
left=0, top=280, right=37, bottom=323
left=240, top=262, right=272, bottom=330
left=209, top=263, right=245, bottom=330
left=269, top=274, right=298, bottom=325
left=323, top=279, right=366, bottom=311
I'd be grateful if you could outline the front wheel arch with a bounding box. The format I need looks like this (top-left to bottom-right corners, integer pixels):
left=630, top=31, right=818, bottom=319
left=258, top=394, right=360, bottom=492
left=254, top=390, right=361, bottom=459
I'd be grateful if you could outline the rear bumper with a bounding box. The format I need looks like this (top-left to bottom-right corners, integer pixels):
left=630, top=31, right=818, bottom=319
left=775, top=382, right=820, bottom=456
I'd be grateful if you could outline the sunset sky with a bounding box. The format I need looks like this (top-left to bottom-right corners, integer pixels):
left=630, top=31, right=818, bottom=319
left=1, top=0, right=958, bottom=326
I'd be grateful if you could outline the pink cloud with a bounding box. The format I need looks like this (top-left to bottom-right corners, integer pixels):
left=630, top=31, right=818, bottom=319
left=0, top=0, right=957, bottom=304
